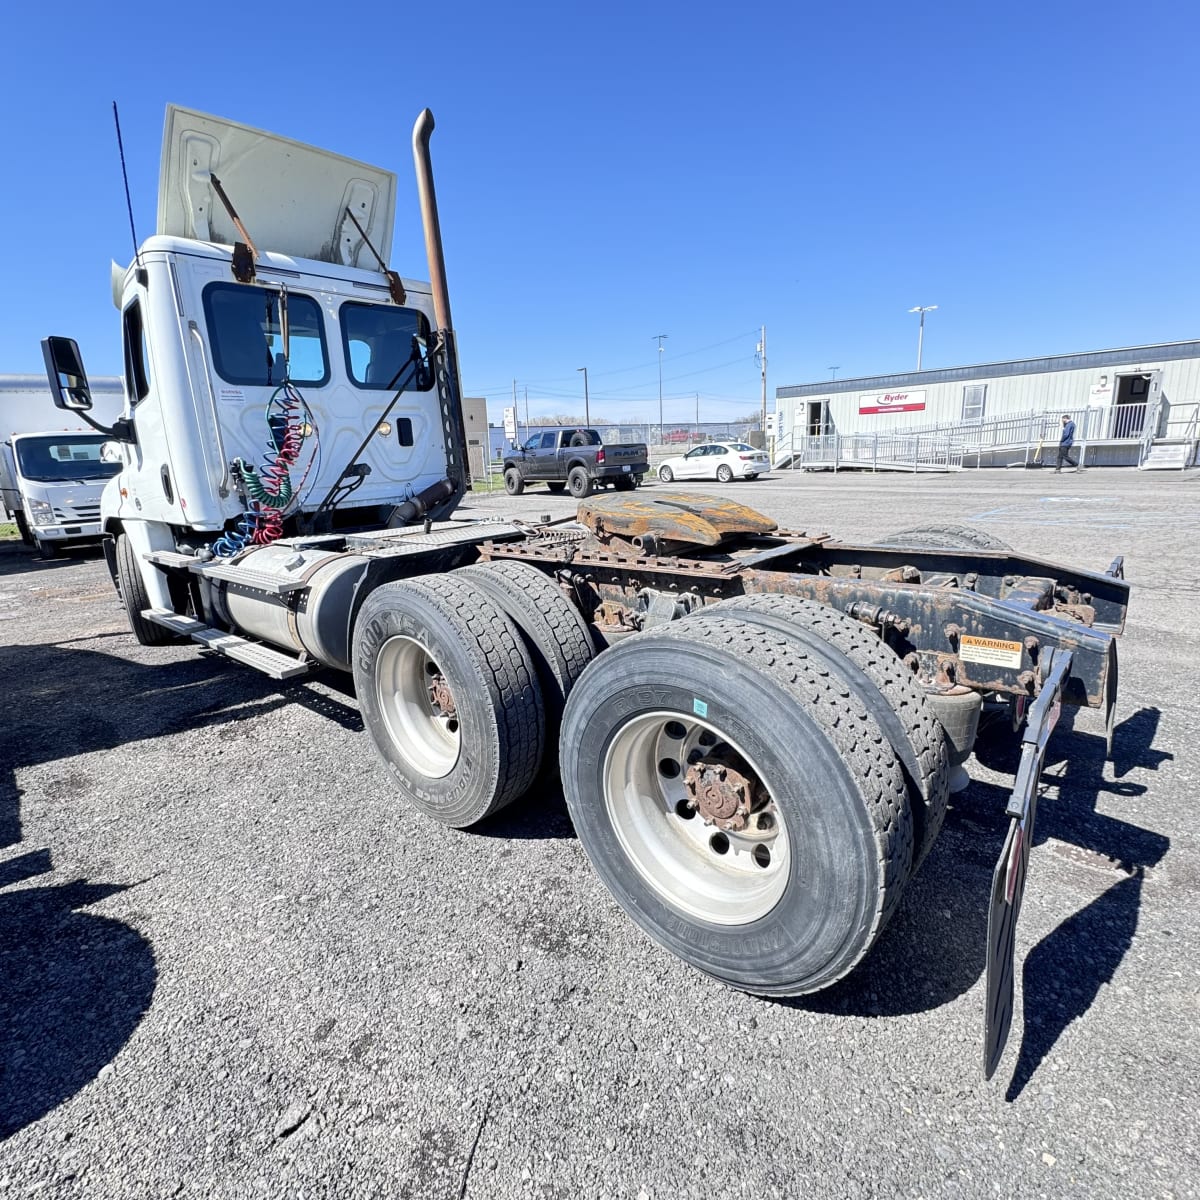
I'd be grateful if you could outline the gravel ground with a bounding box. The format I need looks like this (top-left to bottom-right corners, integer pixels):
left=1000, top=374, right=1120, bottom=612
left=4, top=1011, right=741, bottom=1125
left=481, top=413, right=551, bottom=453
left=1, top=467, right=1197, bottom=1198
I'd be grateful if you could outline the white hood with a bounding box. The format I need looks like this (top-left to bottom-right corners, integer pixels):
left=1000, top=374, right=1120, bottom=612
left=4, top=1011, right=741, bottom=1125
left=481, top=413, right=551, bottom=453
left=157, top=105, right=396, bottom=269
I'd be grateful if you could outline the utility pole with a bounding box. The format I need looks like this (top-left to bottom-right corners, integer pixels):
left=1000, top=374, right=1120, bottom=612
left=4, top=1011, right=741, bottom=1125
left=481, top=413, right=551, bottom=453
left=757, top=326, right=767, bottom=443
left=513, top=379, right=519, bottom=442
left=577, top=366, right=590, bottom=427
left=695, top=391, right=700, bottom=442
left=908, top=305, right=937, bottom=371
left=524, top=386, right=530, bottom=430
left=654, top=334, right=668, bottom=445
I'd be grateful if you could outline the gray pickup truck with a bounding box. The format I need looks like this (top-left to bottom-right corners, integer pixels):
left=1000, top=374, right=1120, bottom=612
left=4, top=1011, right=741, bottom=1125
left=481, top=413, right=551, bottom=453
left=503, top=428, right=649, bottom=498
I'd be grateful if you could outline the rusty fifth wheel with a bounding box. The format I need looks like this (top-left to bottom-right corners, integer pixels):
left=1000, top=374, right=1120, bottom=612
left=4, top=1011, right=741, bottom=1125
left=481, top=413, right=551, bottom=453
left=559, top=616, right=914, bottom=995
left=352, top=575, right=545, bottom=827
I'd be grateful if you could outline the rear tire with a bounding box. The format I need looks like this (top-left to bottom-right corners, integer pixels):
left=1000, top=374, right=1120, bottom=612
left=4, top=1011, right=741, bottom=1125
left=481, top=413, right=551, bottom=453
left=453, top=560, right=594, bottom=741
left=873, top=523, right=1010, bottom=551
left=559, top=617, right=912, bottom=995
left=115, top=532, right=177, bottom=646
left=352, top=575, right=545, bottom=827
left=716, top=464, right=734, bottom=483
left=613, top=476, right=636, bottom=491
left=658, top=465, right=674, bottom=483
left=503, top=468, right=525, bottom=496
left=567, top=467, right=592, bottom=499
left=692, top=594, right=950, bottom=873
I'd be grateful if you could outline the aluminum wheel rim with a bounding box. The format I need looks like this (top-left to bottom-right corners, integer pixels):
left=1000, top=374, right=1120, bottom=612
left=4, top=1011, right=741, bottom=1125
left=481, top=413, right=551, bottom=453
left=603, top=711, right=789, bottom=925
left=375, top=635, right=460, bottom=779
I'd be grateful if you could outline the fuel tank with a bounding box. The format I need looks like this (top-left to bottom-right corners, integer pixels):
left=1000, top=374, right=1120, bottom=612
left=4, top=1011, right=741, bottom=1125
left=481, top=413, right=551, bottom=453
left=211, top=544, right=369, bottom=672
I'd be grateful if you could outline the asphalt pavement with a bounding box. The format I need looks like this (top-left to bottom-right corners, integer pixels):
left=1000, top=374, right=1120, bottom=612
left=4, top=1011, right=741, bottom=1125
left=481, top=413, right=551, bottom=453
left=1, top=466, right=1197, bottom=1198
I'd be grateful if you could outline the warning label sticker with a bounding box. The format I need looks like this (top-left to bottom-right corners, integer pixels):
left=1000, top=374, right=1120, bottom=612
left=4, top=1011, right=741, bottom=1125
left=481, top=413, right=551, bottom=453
left=959, top=635, right=1023, bottom=670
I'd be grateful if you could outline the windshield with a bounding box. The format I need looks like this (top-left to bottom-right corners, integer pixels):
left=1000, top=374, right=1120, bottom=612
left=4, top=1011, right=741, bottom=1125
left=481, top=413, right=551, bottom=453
left=13, top=434, right=120, bottom=483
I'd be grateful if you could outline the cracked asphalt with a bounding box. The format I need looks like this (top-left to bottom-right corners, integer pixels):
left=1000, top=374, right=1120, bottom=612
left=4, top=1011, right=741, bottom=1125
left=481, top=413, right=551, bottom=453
left=1, top=466, right=1197, bottom=1198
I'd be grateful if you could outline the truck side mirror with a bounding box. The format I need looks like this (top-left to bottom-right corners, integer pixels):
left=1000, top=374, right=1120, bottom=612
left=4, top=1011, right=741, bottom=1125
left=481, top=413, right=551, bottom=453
left=41, top=337, right=93, bottom=411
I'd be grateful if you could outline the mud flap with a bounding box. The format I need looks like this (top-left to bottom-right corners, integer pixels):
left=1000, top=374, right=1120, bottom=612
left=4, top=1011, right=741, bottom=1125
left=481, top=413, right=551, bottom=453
left=1103, top=640, right=1119, bottom=761
left=983, top=647, right=1073, bottom=1081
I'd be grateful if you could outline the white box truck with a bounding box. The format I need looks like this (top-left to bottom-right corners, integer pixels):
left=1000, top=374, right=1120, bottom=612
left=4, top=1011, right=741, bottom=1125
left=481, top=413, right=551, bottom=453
left=0, top=374, right=125, bottom=556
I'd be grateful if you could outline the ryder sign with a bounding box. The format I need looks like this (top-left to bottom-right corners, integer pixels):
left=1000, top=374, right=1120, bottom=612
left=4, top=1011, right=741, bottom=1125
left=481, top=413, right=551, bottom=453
left=859, top=390, right=926, bottom=415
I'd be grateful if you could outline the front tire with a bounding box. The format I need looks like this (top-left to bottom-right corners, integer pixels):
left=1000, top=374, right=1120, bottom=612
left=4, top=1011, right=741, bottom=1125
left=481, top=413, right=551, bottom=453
left=352, top=575, right=545, bottom=827
left=559, top=617, right=913, bottom=995
left=567, top=467, right=592, bottom=499
left=115, top=532, right=176, bottom=645
left=547, top=481, right=567, bottom=494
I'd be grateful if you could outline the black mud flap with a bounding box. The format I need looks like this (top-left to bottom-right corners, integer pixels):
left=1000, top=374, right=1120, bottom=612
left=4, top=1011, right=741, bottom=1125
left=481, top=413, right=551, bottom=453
left=983, top=647, right=1073, bottom=1081
left=1103, top=639, right=1119, bottom=761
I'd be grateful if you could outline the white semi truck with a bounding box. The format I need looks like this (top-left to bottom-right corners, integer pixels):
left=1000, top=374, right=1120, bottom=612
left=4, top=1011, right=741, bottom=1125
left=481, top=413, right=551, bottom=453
left=41, top=105, right=1130, bottom=1079
left=0, top=375, right=125, bottom=555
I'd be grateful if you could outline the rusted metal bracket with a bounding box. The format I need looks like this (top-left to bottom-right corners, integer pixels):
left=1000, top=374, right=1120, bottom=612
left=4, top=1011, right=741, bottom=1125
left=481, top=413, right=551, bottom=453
left=209, top=174, right=257, bottom=282
left=343, top=205, right=407, bottom=305
left=983, top=646, right=1072, bottom=1081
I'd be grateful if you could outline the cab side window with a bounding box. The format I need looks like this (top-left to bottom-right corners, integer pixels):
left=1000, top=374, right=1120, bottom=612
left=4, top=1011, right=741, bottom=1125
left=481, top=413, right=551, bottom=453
left=122, top=299, right=151, bottom=404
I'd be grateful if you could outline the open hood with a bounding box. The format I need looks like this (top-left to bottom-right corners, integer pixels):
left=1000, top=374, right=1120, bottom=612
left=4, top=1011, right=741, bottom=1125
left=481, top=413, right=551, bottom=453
left=157, top=105, right=396, bottom=268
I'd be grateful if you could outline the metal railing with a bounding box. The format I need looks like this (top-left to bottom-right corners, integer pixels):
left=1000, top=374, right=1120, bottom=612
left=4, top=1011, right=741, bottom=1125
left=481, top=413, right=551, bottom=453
left=775, top=429, right=964, bottom=472
left=772, top=400, right=1200, bottom=471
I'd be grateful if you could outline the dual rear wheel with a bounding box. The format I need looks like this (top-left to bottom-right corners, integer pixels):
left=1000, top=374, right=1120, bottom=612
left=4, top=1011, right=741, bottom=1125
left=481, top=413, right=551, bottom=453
left=353, top=568, right=950, bottom=998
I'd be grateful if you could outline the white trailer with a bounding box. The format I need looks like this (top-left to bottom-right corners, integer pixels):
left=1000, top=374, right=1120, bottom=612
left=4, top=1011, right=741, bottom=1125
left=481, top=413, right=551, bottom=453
left=0, top=375, right=125, bottom=555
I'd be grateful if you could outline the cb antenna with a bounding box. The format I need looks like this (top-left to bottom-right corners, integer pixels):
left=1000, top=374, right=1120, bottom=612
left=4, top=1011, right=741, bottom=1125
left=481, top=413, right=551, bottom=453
left=112, top=101, right=144, bottom=273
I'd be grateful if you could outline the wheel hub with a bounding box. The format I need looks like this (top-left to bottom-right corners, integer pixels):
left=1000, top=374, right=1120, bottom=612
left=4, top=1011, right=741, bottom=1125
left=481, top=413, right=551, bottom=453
left=685, top=750, right=763, bottom=832
left=428, top=672, right=456, bottom=718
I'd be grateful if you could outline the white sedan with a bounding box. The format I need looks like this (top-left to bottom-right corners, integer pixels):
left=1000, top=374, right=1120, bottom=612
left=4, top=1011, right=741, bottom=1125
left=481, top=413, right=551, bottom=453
left=657, top=442, right=770, bottom=484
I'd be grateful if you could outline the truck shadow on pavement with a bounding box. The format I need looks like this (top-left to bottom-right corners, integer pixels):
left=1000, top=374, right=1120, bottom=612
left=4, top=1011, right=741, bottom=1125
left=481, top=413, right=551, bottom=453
left=0, top=637, right=360, bottom=1141
left=0, top=869, right=156, bottom=1140
left=790, top=706, right=1170, bottom=1097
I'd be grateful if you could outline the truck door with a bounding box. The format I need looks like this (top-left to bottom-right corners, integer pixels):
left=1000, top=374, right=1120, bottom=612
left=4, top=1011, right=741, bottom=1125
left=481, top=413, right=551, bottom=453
left=527, top=431, right=557, bottom=480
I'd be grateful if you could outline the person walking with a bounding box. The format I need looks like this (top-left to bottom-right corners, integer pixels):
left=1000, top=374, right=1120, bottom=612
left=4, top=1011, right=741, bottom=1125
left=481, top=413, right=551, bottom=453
left=1055, top=413, right=1078, bottom=472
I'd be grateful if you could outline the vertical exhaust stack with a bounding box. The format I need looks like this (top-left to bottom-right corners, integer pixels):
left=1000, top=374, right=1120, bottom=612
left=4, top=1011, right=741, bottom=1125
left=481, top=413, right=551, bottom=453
left=412, top=109, right=471, bottom=499
left=412, top=109, right=453, bottom=334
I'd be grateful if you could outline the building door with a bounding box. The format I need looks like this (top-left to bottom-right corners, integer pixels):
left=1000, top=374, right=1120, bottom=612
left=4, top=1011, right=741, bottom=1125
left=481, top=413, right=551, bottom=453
left=806, top=400, right=830, bottom=436
left=1113, top=373, right=1154, bottom=438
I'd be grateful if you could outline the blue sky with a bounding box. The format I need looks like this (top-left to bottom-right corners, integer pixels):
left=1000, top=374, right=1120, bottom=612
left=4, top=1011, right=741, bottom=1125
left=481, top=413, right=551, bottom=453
left=2, top=0, right=1195, bottom=427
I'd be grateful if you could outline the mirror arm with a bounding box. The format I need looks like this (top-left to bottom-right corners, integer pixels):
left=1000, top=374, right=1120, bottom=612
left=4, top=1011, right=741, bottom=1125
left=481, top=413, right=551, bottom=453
left=73, top=410, right=136, bottom=443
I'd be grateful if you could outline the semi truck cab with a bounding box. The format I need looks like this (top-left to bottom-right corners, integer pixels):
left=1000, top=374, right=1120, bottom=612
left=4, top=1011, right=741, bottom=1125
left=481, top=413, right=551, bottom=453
left=44, top=105, right=468, bottom=613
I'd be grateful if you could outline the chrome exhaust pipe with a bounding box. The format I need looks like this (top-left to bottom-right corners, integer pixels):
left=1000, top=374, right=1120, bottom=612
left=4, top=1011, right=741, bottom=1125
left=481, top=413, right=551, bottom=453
left=412, top=109, right=453, bottom=333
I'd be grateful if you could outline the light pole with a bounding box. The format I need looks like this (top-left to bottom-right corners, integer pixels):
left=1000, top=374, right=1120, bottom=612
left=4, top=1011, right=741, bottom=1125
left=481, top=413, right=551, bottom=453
left=828, top=366, right=840, bottom=380
left=654, top=333, right=668, bottom=444
left=577, top=366, right=589, bottom=427
left=908, top=305, right=937, bottom=371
